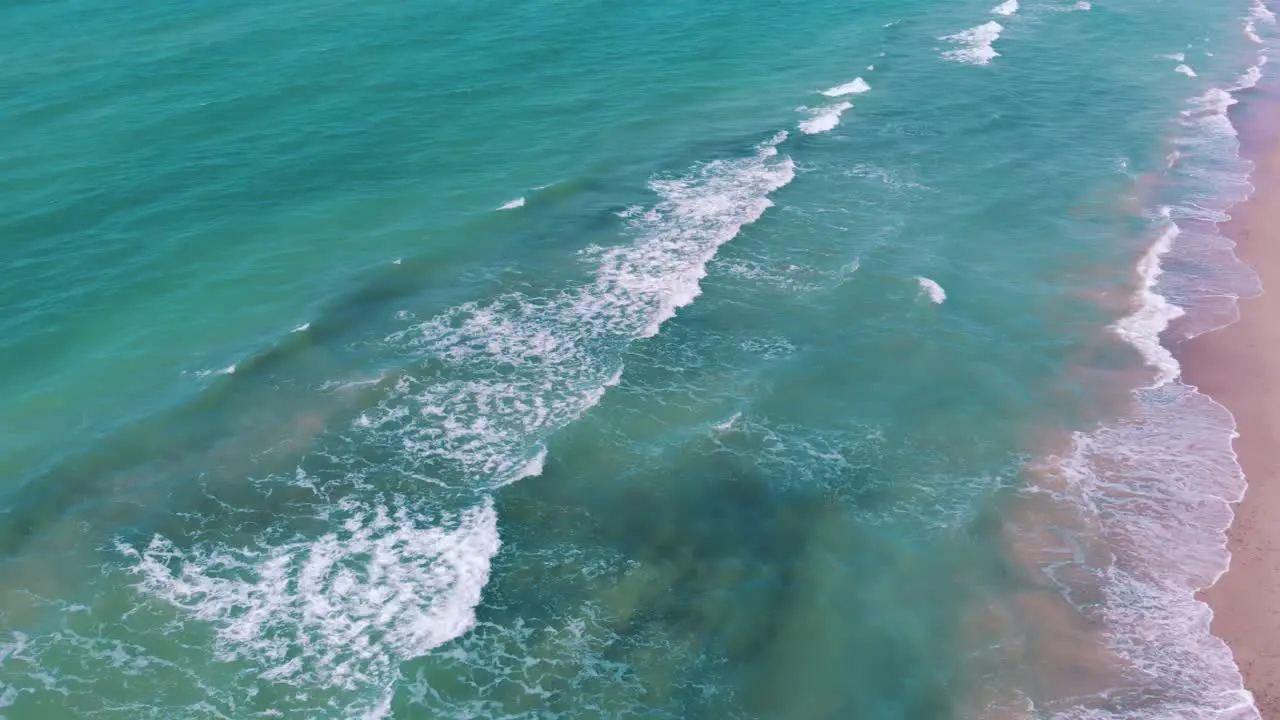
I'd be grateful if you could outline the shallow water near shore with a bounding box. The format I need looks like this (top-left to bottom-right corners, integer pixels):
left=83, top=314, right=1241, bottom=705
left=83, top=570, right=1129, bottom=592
left=0, top=0, right=1275, bottom=717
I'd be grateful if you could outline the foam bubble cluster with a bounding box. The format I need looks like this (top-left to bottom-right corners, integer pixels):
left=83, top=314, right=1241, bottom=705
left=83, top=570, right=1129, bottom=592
left=940, top=22, right=1005, bottom=66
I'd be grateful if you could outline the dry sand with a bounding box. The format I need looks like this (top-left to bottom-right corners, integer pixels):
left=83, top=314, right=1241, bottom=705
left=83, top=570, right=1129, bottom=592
left=1181, top=104, right=1280, bottom=718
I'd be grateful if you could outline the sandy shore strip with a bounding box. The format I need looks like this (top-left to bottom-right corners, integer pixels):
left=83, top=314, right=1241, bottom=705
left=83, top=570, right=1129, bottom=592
left=1181, top=100, right=1280, bottom=717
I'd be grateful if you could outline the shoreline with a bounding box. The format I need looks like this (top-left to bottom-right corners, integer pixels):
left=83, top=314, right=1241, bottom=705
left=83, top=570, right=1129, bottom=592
left=1180, top=75, right=1280, bottom=718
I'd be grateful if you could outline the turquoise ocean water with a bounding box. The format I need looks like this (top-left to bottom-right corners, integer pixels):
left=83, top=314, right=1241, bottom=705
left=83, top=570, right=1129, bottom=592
left=1, top=0, right=1276, bottom=717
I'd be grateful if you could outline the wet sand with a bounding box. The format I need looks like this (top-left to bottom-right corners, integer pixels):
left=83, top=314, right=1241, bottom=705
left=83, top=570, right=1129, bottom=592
left=1181, top=92, right=1280, bottom=718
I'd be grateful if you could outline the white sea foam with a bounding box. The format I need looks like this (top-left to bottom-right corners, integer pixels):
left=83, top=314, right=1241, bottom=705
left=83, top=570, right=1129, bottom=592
left=723, top=257, right=828, bottom=292
left=499, top=448, right=548, bottom=488
left=400, top=600, right=662, bottom=716
left=372, top=137, right=793, bottom=475
left=192, top=364, right=237, bottom=379
left=940, top=22, right=1004, bottom=66
left=1233, top=61, right=1265, bottom=91
left=498, top=197, right=525, bottom=210
left=1024, top=48, right=1268, bottom=720
left=1246, top=0, right=1275, bottom=44
left=1185, top=87, right=1237, bottom=119
left=120, top=133, right=797, bottom=715
left=712, top=412, right=742, bottom=433
left=820, top=77, right=871, bottom=97
left=1160, top=53, right=1187, bottom=62
left=119, top=499, right=500, bottom=717
left=292, top=322, right=311, bottom=332
left=798, top=101, right=853, bottom=134
left=1034, top=388, right=1256, bottom=720
left=740, top=335, right=797, bottom=360
left=916, top=277, right=946, bottom=304
left=1111, top=209, right=1184, bottom=387
left=991, top=0, right=1019, bottom=16
left=1176, top=64, right=1198, bottom=77
left=0, top=634, right=26, bottom=709
left=845, top=163, right=929, bottom=192
left=594, top=132, right=794, bottom=336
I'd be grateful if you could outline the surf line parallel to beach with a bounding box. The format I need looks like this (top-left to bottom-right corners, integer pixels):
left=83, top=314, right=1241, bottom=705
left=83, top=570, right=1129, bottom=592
left=991, top=5, right=1278, bottom=717
left=1181, top=47, right=1280, bottom=718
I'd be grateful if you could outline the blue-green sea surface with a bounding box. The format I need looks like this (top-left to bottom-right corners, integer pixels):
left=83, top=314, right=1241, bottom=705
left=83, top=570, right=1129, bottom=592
left=0, top=0, right=1274, bottom=717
